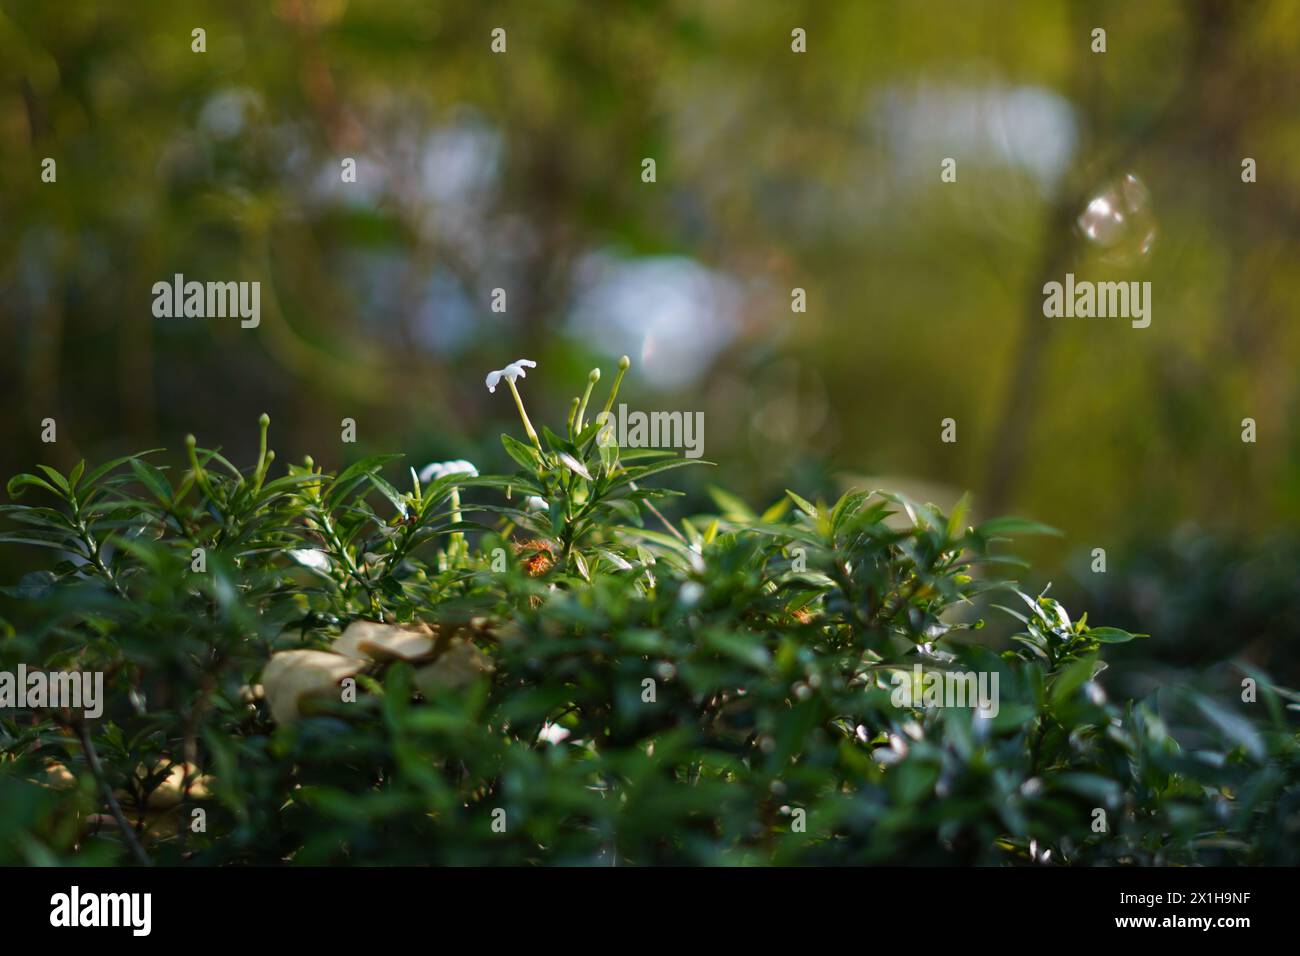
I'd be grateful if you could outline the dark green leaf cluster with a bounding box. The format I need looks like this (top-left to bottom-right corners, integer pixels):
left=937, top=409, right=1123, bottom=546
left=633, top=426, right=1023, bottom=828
left=1, top=371, right=1297, bottom=866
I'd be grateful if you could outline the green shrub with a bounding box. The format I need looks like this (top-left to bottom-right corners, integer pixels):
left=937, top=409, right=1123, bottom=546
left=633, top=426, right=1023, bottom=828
left=2, top=360, right=1298, bottom=865
left=1072, top=530, right=1300, bottom=690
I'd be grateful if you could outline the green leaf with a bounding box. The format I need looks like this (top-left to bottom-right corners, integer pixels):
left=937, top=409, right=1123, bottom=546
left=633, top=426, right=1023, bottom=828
left=6, top=474, right=61, bottom=499
left=759, top=497, right=792, bottom=523
left=617, top=449, right=676, bottom=462
left=0, top=533, right=79, bottom=552
left=1053, top=773, right=1123, bottom=805
left=557, top=451, right=593, bottom=481
left=367, top=472, right=409, bottom=517
left=130, top=458, right=174, bottom=506
left=542, top=426, right=575, bottom=455
left=946, top=491, right=971, bottom=541
left=501, top=434, right=543, bottom=471
left=598, top=436, right=619, bottom=475
left=83, top=450, right=162, bottom=488
left=1194, top=696, right=1265, bottom=761
left=571, top=550, right=591, bottom=582
left=703, top=629, right=770, bottom=669
left=1088, top=626, right=1146, bottom=644
left=785, top=489, right=817, bottom=518
left=35, top=465, right=71, bottom=495
left=1050, top=656, right=1097, bottom=706
left=707, top=486, right=756, bottom=521
left=324, top=454, right=404, bottom=508
left=574, top=419, right=605, bottom=447
left=977, top=516, right=1061, bottom=538
left=609, top=458, right=712, bottom=489
left=0, top=570, right=58, bottom=600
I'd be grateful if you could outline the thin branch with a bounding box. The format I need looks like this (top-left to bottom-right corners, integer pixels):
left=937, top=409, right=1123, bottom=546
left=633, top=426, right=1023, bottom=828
left=77, top=721, right=152, bottom=867
left=629, top=481, right=689, bottom=545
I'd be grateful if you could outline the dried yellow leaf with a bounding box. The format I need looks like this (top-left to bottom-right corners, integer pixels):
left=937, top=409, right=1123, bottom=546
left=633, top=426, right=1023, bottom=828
left=332, top=620, right=435, bottom=662
left=414, top=640, right=494, bottom=696
left=261, top=649, right=363, bottom=722
left=140, top=762, right=213, bottom=808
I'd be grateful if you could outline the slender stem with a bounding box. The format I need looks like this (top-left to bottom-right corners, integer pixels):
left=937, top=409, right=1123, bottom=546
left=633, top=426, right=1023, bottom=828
left=1028, top=716, right=1048, bottom=776
left=600, top=355, right=631, bottom=418
left=317, top=507, right=380, bottom=616
left=505, top=377, right=542, bottom=452
left=629, top=480, right=689, bottom=545
left=78, top=722, right=151, bottom=866
left=253, top=414, right=273, bottom=494
left=566, top=397, right=580, bottom=439
left=70, top=495, right=127, bottom=598
left=449, top=486, right=465, bottom=563
left=576, top=368, right=600, bottom=433
left=254, top=414, right=269, bottom=482
left=185, top=435, right=220, bottom=507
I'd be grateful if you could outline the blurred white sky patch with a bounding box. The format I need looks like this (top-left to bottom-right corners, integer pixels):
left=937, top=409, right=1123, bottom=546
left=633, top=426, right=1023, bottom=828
left=874, top=82, right=1078, bottom=193
left=199, top=87, right=263, bottom=140
left=413, top=269, right=478, bottom=353
left=568, top=254, right=742, bottom=390
left=413, top=112, right=508, bottom=270
left=308, top=151, right=388, bottom=205
left=419, top=112, right=502, bottom=215
left=301, top=108, right=504, bottom=221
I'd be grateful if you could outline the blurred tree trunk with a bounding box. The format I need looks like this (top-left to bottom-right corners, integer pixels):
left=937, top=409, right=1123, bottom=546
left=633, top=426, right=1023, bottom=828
left=982, top=0, right=1238, bottom=514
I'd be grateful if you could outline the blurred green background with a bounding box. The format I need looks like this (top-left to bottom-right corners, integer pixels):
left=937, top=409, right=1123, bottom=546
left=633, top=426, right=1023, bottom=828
left=2, top=0, right=1299, bottom=675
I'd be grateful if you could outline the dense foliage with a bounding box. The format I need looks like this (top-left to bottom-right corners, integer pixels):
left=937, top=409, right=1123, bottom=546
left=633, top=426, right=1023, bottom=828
left=2, top=362, right=1298, bottom=866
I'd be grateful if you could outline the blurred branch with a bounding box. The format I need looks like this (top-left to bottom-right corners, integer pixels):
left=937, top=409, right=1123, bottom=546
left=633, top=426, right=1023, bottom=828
left=981, top=0, right=1238, bottom=514
left=77, top=720, right=151, bottom=867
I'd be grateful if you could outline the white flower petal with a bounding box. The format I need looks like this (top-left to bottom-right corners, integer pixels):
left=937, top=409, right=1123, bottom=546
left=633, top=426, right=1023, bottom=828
left=486, top=359, right=536, bottom=392
left=288, top=548, right=332, bottom=572
left=508, top=360, right=536, bottom=381
left=419, top=459, right=479, bottom=483
left=537, top=723, right=571, bottom=745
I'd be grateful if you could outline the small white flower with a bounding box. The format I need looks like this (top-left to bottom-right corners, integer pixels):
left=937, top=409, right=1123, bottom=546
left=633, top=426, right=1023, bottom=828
left=524, top=495, right=548, bottom=511
left=288, top=548, right=332, bottom=572
left=484, top=359, right=537, bottom=394
left=419, top=459, right=479, bottom=484
left=537, top=722, right=571, bottom=746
